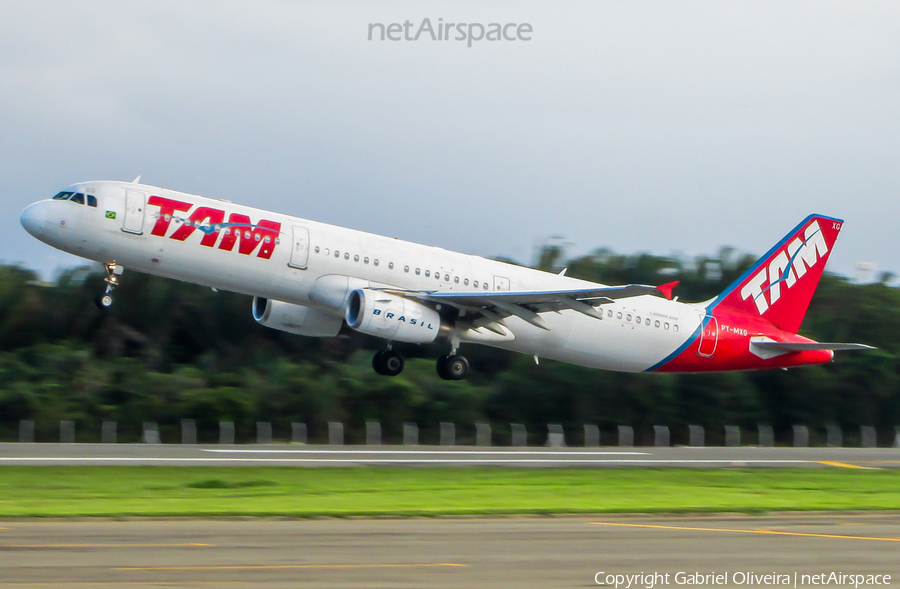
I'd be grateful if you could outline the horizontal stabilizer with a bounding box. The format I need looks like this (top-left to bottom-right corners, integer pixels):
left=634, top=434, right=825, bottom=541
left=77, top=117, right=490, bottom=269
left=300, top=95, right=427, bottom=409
left=751, top=341, right=875, bottom=352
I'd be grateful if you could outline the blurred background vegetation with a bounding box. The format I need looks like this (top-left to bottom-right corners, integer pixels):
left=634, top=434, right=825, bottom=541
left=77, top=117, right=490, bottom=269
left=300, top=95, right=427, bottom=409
left=0, top=244, right=897, bottom=445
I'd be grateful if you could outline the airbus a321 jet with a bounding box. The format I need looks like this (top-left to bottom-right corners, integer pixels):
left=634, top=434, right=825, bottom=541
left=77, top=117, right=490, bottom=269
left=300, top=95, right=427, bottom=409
left=20, top=179, right=871, bottom=380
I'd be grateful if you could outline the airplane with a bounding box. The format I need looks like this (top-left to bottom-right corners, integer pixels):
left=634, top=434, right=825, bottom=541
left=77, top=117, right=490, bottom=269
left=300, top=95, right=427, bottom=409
left=19, top=179, right=872, bottom=380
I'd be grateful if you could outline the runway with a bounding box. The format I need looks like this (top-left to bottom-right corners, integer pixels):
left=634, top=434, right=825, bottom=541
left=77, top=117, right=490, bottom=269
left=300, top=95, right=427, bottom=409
left=0, top=443, right=898, bottom=468
left=1, top=514, right=899, bottom=588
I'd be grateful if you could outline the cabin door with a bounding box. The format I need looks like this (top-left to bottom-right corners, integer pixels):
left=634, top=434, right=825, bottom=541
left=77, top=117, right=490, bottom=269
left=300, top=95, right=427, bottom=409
left=288, top=225, right=310, bottom=269
left=122, top=190, right=146, bottom=234
left=697, top=315, right=719, bottom=358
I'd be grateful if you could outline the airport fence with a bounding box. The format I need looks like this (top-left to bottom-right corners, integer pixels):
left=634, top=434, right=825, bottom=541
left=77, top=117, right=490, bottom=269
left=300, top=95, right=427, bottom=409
left=9, top=419, right=900, bottom=447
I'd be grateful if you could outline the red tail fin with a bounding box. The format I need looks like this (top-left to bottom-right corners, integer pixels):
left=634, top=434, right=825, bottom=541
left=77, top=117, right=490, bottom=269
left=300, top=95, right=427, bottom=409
left=710, top=215, right=843, bottom=333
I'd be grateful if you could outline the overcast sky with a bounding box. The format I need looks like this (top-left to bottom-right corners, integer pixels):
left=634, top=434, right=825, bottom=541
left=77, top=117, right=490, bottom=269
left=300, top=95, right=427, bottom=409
left=2, top=1, right=898, bottom=283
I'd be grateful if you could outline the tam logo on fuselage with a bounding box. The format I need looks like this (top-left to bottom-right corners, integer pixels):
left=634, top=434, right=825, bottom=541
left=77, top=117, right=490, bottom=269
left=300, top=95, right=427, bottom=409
left=147, top=196, right=281, bottom=259
left=739, top=220, right=828, bottom=315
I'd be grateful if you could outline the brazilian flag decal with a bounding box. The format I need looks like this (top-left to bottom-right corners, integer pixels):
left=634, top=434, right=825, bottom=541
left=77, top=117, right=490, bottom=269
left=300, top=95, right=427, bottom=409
left=105, top=211, right=116, bottom=219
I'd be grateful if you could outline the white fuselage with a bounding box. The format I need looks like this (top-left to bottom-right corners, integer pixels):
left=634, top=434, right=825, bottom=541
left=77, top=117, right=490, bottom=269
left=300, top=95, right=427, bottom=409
left=21, top=181, right=703, bottom=372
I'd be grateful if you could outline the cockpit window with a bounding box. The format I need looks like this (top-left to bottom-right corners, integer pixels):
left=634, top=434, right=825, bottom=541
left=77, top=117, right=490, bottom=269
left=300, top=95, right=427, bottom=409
left=52, top=191, right=95, bottom=206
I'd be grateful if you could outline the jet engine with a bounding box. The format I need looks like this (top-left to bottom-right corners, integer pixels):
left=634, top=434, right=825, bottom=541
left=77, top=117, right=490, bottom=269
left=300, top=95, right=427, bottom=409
left=252, top=297, right=344, bottom=337
left=345, top=289, right=446, bottom=344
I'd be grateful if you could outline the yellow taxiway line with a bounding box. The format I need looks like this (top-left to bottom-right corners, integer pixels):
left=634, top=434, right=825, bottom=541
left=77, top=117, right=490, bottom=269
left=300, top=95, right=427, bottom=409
left=590, top=521, right=900, bottom=542
left=116, top=563, right=468, bottom=571
left=816, top=460, right=878, bottom=469
left=1, top=543, right=212, bottom=548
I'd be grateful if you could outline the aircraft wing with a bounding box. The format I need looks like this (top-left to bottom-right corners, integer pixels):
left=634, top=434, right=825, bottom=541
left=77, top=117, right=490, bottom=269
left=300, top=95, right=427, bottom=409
left=376, top=283, right=671, bottom=333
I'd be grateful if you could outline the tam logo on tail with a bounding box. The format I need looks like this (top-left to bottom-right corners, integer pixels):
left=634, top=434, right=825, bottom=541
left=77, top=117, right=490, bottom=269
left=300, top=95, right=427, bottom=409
left=713, top=215, right=843, bottom=334
left=739, top=220, right=830, bottom=314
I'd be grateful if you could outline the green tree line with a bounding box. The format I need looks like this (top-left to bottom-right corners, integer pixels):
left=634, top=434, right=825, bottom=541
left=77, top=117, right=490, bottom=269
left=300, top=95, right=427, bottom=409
left=0, top=246, right=897, bottom=445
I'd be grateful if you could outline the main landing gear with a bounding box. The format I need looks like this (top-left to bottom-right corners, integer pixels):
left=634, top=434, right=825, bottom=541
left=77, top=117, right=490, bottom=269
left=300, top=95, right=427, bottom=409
left=436, top=353, right=469, bottom=381
left=94, top=262, right=123, bottom=310
left=371, top=343, right=469, bottom=381
left=372, top=347, right=405, bottom=377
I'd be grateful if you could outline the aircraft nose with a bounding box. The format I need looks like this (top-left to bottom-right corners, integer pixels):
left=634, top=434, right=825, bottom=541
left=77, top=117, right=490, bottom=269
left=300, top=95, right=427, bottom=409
left=20, top=202, right=48, bottom=238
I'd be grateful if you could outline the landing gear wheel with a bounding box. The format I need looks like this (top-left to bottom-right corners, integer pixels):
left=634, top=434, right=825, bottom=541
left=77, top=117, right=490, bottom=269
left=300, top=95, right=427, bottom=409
left=372, top=350, right=387, bottom=375
left=437, top=354, right=469, bottom=381
left=373, top=349, right=404, bottom=377
left=94, top=293, right=113, bottom=309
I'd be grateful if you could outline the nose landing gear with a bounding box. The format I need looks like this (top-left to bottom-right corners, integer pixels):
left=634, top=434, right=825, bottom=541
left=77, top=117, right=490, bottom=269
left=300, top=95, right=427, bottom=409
left=373, top=347, right=405, bottom=376
left=94, top=262, right=124, bottom=310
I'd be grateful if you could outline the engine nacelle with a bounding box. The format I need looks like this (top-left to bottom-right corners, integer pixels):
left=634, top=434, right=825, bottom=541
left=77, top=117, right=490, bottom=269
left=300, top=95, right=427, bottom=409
left=252, top=297, right=344, bottom=337
left=345, top=289, right=444, bottom=344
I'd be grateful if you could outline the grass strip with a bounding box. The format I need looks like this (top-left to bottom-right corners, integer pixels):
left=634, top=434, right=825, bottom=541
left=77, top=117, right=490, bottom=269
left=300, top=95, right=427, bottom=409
left=1, top=466, right=898, bottom=518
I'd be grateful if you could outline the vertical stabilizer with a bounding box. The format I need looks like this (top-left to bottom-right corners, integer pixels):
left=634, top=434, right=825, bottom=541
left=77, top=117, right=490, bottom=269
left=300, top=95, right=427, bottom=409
left=709, top=214, right=843, bottom=333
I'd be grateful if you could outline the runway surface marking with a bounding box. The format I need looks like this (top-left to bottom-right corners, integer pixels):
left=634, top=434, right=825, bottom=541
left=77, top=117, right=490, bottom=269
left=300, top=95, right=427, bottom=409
left=0, top=543, right=212, bottom=548
left=589, top=521, right=900, bottom=542
left=816, top=460, right=878, bottom=469
left=0, top=457, right=816, bottom=464
left=201, top=449, right=649, bottom=455
left=115, top=563, right=468, bottom=571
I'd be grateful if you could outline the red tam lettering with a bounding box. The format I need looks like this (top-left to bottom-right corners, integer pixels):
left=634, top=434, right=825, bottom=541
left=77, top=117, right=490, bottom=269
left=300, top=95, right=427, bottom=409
left=169, top=206, right=226, bottom=247
left=148, top=196, right=192, bottom=237
left=217, top=213, right=281, bottom=259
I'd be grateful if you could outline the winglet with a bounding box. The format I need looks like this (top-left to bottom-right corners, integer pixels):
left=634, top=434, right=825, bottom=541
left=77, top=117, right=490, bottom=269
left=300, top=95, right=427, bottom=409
left=657, top=281, right=679, bottom=300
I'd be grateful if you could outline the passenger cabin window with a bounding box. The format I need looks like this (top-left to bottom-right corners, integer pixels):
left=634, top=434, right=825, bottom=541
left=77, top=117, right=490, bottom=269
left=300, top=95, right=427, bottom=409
left=354, top=255, right=359, bottom=262
left=404, top=266, right=409, bottom=273
left=454, top=276, right=459, bottom=284
left=425, top=270, right=430, bottom=277
left=374, top=259, right=379, bottom=266
left=473, top=281, right=479, bottom=288
left=315, top=246, right=320, bottom=253
left=344, top=253, right=349, bottom=260
left=464, top=279, right=469, bottom=286
left=483, top=283, right=488, bottom=290
left=364, top=257, right=369, bottom=264
left=415, top=268, right=421, bottom=275
left=388, top=262, right=394, bottom=269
